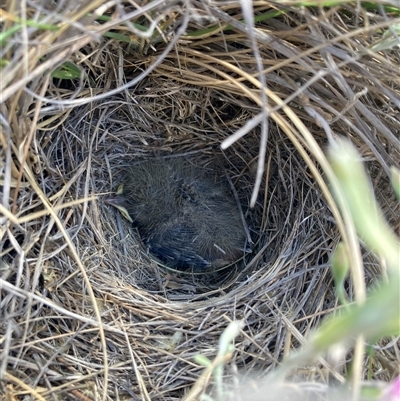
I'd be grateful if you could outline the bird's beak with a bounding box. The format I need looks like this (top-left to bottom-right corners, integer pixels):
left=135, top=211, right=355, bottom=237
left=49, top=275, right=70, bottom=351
left=105, top=192, right=133, bottom=223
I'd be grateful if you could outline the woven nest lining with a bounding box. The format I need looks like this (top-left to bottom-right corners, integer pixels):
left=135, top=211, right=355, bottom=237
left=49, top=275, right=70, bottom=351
left=1, top=1, right=400, bottom=400
left=10, top=85, right=346, bottom=398
left=21, top=84, right=375, bottom=395
left=42, top=90, right=336, bottom=291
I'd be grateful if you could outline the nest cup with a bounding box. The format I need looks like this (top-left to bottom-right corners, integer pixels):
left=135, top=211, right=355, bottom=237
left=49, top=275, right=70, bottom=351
left=53, top=100, right=271, bottom=293
left=1, top=1, right=399, bottom=400
left=37, top=91, right=356, bottom=302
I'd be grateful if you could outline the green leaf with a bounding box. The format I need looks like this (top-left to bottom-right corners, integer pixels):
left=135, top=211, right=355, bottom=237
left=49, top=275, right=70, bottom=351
left=328, top=138, right=400, bottom=272
left=331, top=242, right=350, bottom=305
left=390, top=166, right=400, bottom=201
left=312, top=278, right=400, bottom=350
left=51, top=61, right=82, bottom=79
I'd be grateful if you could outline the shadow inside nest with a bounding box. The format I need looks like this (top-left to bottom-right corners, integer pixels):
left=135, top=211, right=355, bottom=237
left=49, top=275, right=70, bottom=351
left=38, top=94, right=340, bottom=302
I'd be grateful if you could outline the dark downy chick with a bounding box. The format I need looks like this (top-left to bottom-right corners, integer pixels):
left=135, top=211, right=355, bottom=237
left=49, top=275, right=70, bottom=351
left=107, top=158, right=250, bottom=270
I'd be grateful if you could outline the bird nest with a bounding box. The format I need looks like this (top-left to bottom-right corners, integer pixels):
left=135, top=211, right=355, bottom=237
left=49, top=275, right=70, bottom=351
left=1, top=1, right=399, bottom=400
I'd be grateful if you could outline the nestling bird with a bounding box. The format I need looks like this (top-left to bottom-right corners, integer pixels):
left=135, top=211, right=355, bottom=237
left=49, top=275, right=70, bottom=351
left=106, top=158, right=250, bottom=270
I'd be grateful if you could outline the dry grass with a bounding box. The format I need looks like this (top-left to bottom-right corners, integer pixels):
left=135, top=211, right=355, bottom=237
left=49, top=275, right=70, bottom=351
left=1, top=1, right=399, bottom=400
